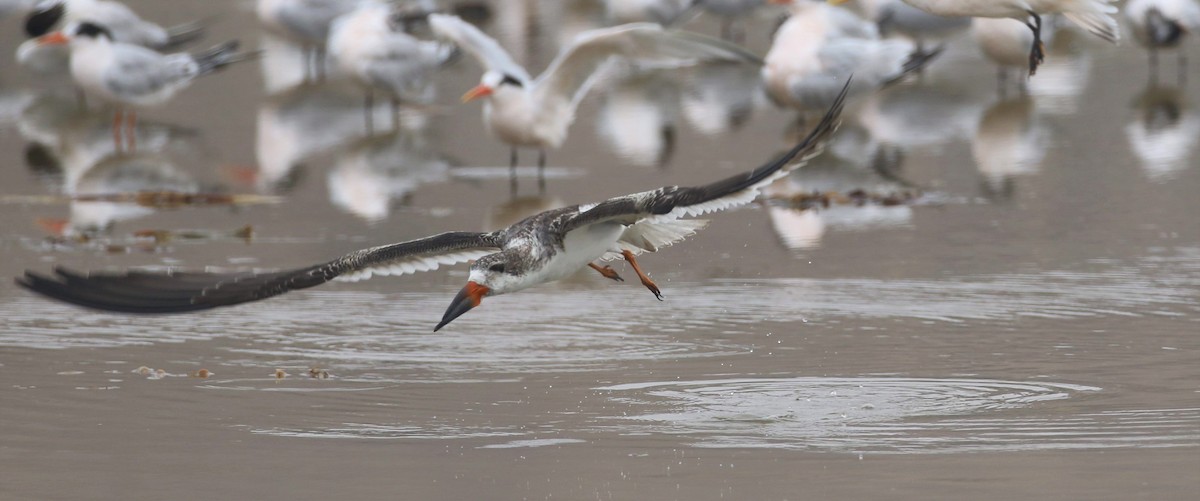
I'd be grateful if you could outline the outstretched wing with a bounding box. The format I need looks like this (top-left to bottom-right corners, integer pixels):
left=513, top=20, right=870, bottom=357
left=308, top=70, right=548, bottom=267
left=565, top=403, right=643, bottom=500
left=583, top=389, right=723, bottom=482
left=558, top=79, right=849, bottom=257
left=537, top=23, right=762, bottom=106
left=427, top=13, right=532, bottom=83
left=16, top=231, right=500, bottom=314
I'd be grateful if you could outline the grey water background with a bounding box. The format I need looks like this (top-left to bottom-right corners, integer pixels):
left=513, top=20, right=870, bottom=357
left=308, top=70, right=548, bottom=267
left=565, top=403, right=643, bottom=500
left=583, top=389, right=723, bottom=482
left=0, top=1, right=1197, bottom=499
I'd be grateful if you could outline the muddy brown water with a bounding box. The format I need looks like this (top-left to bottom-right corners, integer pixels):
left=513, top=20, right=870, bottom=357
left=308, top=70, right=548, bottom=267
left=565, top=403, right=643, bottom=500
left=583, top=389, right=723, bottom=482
left=1, top=1, right=1197, bottom=499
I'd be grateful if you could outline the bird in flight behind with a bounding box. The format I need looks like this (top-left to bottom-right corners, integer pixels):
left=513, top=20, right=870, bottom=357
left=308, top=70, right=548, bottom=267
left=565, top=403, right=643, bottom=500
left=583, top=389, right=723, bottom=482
left=16, top=80, right=851, bottom=332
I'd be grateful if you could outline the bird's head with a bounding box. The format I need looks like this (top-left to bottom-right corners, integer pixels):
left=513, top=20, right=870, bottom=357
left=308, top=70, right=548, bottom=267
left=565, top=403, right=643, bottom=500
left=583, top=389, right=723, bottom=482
left=35, top=21, right=113, bottom=47
left=434, top=252, right=524, bottom=331
left=461, top=71, right=526, bottom=103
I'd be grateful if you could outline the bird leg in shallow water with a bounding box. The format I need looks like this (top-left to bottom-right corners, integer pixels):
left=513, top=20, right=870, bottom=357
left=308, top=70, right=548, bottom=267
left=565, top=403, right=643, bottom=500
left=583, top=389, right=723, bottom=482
left=1025, top=11, right=1045, bottom=76
left=589, top=263, right=624, bottom=282
left=391, top=97, right=402, bottom=131
left=537, top=150, right=546, bottom=195
left=112, top=109, right=123, bottom=151
left=622, top=250, right=662, bottom=300
left=509, top=148, right=519, bottom=196
left=364, top=89, right=375, bottom=135
left=124, top=109, right=137, bottom=152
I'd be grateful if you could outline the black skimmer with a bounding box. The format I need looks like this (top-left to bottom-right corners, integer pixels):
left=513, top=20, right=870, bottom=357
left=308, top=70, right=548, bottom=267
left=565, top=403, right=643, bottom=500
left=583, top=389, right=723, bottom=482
left=427, top=13, right=761, bottom=191
left=15, top=81, right=849, bottom=332
left=34, top=22, right=254, bottom=151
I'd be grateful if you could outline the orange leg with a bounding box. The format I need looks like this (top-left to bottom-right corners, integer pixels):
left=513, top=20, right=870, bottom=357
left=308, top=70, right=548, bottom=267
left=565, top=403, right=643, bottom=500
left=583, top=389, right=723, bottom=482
left=589, top=262, right=623, bottom=282
left=622, top=250, right=662, bottom=300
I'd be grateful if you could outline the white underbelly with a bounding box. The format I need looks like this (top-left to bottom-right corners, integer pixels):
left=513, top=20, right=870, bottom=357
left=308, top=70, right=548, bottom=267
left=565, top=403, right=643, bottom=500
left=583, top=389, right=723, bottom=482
left=538, top=222, right=624, bottom=282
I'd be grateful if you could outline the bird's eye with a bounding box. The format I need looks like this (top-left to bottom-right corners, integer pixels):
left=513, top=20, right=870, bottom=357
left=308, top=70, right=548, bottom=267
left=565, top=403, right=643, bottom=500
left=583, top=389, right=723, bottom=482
left=488, top=263, right=506, bottom=273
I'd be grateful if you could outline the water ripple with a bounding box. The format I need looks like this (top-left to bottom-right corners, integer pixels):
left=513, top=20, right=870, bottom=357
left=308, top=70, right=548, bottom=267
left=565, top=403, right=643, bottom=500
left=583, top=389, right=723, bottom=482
left=594, top=377, right=1200, bottom=453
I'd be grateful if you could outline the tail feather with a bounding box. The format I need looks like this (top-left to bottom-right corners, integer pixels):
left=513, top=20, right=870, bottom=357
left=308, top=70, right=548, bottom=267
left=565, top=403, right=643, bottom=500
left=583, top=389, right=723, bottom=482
left=1062, top=0, right=1120, bottom=43
left=161, top=18, right=210, bottom=49
left=193, top=41, right=259, bottom=75
left=883, top=44, right=943, bottom=87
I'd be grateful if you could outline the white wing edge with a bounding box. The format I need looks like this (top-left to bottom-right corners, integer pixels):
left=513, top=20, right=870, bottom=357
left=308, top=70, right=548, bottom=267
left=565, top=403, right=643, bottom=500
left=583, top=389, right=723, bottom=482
left=333, top=248, right=495, bottom=282
left=601, top=218, right=710, bottom=260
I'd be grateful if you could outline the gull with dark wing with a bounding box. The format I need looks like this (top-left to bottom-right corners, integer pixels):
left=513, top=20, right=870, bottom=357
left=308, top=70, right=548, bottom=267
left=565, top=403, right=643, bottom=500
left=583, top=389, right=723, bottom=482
left=17, top=81, right=849, bottom=332
left=427, top=13, right=761, bottom=190
left=35, top=22, right=254, bottom=151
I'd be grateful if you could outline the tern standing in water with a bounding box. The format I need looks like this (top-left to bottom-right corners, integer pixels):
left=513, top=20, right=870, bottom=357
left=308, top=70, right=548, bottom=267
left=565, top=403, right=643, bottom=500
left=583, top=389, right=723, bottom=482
left=834, top=0, right=1120, bottom=75
left=327, top=1, right=457, bottom=132
left=1123, top=0, right=1200, bottom=79
left=35, top=22, right=254, bottom=151
left=17, top=82, right=850, bottom=332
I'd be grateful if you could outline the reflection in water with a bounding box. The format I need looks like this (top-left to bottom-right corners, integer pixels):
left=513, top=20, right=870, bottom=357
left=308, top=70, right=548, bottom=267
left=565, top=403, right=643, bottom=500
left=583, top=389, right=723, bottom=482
left=1028, top=27, right=1094, bottom=116
left=596, top=64, right=681, bottom=168
left=258, top=34, right=314, bottom=94
left=63, top=152, right=199, bottom=234
left=972, top=96, right=1047, bottom=197
left=857, top=83, right=984, bottom=150
left=680, top=62, right=765, bottom=135
left=254, top=83, right=378, bottom=192
left=1125, top=83, right=1199, bottom=181
left=16, top=92, right=196, bottom=170
left=327, top=131, right=452, bottom=221
left=764, top=125, right=918, bottom=249
left=596, top=377, right=1111, bottom=452
left=8, top=92, right=203, bottom=234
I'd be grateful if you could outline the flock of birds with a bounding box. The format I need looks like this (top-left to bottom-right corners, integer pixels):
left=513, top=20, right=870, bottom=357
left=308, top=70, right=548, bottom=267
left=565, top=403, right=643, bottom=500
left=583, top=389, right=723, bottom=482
left=4, top=0, right=1198, bottom=330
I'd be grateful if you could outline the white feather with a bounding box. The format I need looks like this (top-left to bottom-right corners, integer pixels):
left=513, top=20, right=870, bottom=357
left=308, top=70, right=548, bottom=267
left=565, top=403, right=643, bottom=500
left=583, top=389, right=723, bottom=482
left=602, top=218, right=710, bottom=259
left=333, top=249, right=493, bottom=283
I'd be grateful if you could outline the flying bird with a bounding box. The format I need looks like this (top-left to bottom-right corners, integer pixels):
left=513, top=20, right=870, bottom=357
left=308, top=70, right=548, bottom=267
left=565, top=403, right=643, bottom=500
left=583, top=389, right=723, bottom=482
left=35, top=22, right=254, bottom=151
left=427, top=13, right=761, bottom=190
left=16, top=81, right=850, bottom=332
